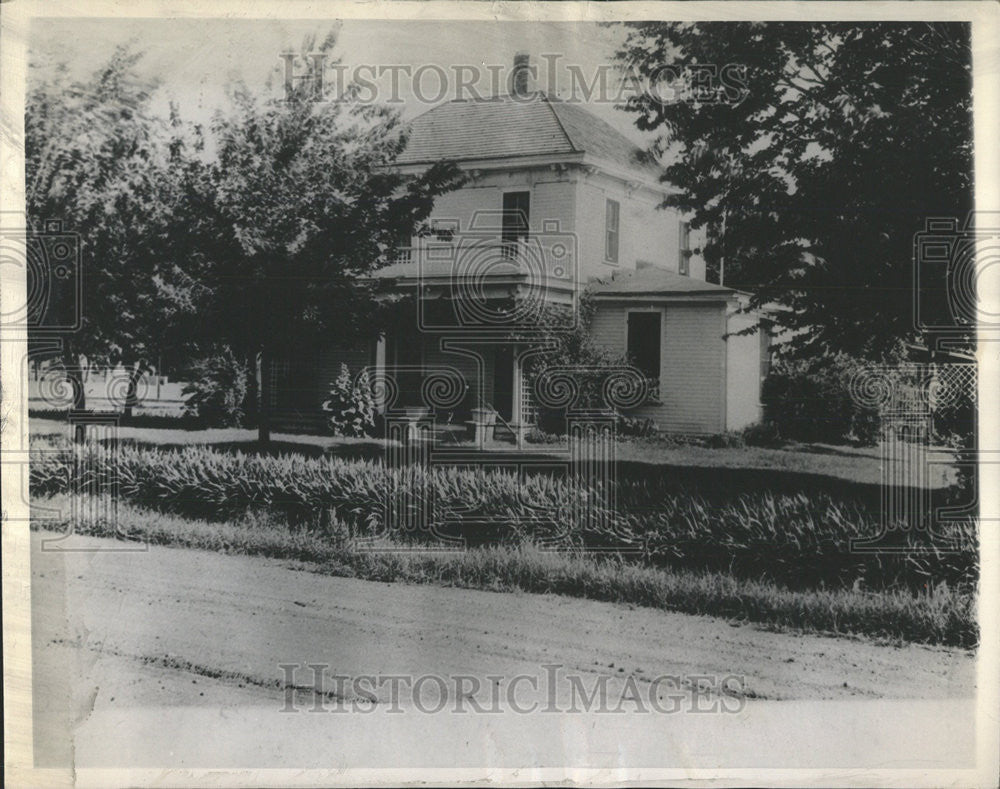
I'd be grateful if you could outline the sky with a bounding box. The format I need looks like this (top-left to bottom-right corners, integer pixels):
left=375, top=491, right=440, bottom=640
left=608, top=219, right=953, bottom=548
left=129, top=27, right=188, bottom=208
left=29, top=18, right=653, bottom=145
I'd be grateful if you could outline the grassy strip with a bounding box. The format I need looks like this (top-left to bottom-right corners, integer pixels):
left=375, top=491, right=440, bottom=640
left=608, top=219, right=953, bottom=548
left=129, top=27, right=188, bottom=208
left=32, top=494, right=977, bottom=649
left=29, top=436, right=978, bottom=591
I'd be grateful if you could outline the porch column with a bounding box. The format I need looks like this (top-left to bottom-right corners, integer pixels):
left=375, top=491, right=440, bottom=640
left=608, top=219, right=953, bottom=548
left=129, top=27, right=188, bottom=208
left=512, top=347, right=525, bottom=444
left=510, top=345, right=522, bottom=428
left=375, top=333, right=387, bottom=412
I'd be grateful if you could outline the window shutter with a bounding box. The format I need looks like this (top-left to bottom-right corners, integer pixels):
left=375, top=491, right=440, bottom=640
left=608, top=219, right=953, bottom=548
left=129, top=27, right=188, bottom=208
left=605, top=199, right=620, bottom=263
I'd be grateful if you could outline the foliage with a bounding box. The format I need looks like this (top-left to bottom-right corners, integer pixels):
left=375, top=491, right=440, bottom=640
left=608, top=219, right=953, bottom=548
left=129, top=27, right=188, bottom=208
left=739, top=421, right=784, bottom=448
left=704, top=430, right=746, bottom=449
left=762, top=353, right=882, bottom=445
left=615, top=22, right=973, bottom=357
left=701, top=424, right=783, bottom=448
left=181, top=347, right=251, bottom=427
left=524, top=427, right=565, bottom=445
left=522, top=296, right=632, bottom=434
left=26, top=48, right=192, bottom=406
left=196, top=33, right=464, bottom=441
left=617, top=415, right=658, bottom=438
left=31, top=436, right=977, bottom=596
left=36, top=494, right=975, bottom=647
left=27, top=33, right=464, bottom=441
left=323, top=364, right=377, bottom=437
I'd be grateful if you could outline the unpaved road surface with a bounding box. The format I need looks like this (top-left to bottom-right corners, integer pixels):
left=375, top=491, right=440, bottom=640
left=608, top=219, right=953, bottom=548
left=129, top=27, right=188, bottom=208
left=30, top=531, right=977, bottom=770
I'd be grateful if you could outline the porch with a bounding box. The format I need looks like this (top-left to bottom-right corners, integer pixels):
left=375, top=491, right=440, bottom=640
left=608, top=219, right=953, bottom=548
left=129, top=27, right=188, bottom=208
left=367, top=239, right=578, bottom=442
left=272, top=238, right=576, bottom=437
left=378, top=331, right=537, bottom=444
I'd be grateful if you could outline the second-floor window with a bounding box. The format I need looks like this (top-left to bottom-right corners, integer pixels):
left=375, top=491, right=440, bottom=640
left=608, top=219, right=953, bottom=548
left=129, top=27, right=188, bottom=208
left=502, top=191, right=530, bottom=259
left=605, top=199, right=620, bottom=263
left=679, top=220, right=691, bottom=275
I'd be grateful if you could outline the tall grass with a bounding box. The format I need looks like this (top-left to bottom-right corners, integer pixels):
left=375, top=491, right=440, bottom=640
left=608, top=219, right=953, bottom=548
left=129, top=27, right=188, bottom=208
left=29, top=437, right=978, bottom=593
left=31, top=495, right=977, bottom=648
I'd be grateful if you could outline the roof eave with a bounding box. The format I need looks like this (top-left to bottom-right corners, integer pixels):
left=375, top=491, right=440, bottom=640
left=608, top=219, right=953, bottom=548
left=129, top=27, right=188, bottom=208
left=588, top=290, right=738, bottom=301
left=366, top=274, right=577, bottom=293
left=578, top=154, right=671, bottom=197
left=390, top=151, right=586, bottom=175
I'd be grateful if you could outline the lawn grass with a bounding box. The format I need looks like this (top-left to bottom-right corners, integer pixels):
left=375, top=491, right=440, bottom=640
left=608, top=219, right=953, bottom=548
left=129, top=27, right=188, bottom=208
left=31, top=494, right=976, bottom=649
left=30, top=414, right=951, bottom=487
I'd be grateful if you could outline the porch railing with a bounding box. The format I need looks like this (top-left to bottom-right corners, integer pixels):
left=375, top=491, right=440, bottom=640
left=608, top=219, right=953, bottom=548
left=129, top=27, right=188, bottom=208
left=388, top=239, right=535, bottom=270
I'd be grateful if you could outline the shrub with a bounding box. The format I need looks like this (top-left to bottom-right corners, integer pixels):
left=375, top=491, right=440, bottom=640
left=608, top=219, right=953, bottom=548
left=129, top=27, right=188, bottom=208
left=617, top=414, right=658, bottom=438
left=705, top=430, right=746, bottom=449
left=522, top=296, right=631, bottom=435
left=524, top=427, right=564, bottom=445
left=35, top=494, right=978, bottom=647
left=323, top=364, right=377, bottom=437
left=741, top=421, right=783, bottom=448
left=762, top=353, right=882, bottom=445
left=181, top=348, right=250, bottom=427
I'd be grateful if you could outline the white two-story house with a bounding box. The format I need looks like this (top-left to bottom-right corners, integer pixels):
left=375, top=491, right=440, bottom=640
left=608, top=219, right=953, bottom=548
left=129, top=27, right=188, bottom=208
left=272, top=57, right=765, bottom=437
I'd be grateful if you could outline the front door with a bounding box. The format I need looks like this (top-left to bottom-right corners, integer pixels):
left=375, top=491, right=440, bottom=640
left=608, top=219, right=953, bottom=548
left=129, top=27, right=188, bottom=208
left=388, top=332, right=423, bottom=407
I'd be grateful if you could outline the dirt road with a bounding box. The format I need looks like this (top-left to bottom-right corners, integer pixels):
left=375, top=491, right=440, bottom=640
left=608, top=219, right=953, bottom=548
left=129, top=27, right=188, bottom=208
left=30, top=531, right=977, bottom=770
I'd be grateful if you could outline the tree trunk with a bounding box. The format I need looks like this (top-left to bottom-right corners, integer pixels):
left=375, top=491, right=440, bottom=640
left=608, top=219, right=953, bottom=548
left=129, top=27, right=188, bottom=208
left=67, top=358, right=87, bottom=445
left=257, top=349, right=271, bottom=445
left=124, top=361, right=143, bottom=419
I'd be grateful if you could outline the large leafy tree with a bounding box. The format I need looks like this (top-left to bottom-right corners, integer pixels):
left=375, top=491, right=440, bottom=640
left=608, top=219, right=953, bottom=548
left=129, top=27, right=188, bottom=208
left=201, top=34, right=464, bottom=441
left=615, top=22, right=973, bottom=357
left=26, top=48, right=192, bottom=419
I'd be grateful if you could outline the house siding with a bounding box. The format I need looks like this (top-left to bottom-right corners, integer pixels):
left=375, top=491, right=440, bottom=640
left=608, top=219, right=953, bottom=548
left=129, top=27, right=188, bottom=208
left=725, top=305, right=764, bottom=431
left=589, top=300, right=727, bottom=434
left=403, top=163, right=712, bottom=288
left=574, top=172, right=708, bottom=282
left=415, top=167, right=575, bottom=241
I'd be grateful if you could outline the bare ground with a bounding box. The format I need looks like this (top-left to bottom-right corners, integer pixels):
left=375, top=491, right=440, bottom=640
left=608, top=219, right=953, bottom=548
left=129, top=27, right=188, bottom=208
left=30, top=531, right=977, bottom=770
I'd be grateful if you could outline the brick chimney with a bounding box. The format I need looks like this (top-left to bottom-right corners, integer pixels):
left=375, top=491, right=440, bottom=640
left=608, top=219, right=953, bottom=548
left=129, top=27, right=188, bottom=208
left=512, top=52, right=531, bottom=97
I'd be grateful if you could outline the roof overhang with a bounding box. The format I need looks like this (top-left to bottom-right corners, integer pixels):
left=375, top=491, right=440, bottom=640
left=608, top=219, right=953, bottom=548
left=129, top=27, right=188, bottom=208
left=578, top=154, right=672, bottom=198
left=391, top=152, right=585, bottom=176
left=366, top=272, right=577, bottom=303
left=589, top=291, right=738, bottom=303
left=390, top=152, right=669, bottom=199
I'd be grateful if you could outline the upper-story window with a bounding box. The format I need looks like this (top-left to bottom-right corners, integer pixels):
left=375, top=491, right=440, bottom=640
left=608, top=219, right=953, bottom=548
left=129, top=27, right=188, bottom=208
left=679, top=220, right=691, bottom=275
left=501, top=191, right=530, bottom=259
left=605, top=199, right=620, bottom=263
